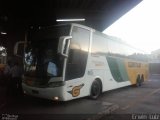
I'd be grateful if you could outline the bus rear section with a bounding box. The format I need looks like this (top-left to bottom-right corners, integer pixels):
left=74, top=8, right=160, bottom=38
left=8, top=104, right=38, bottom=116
left=89, top=30, right=148, bottom=94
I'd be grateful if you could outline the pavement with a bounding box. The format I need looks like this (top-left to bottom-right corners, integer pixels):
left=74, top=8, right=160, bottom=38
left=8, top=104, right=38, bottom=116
left=1, top=74, right=159, bottom=120
left=0, top=86, right=6, bottom=110
left=0, top=85, right=119, bottom=120
left=0, top=75, right=8, bottom=109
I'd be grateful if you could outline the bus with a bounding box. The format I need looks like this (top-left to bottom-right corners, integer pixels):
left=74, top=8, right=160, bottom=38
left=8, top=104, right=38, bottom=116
left=14, top=23, right=149, bottom=101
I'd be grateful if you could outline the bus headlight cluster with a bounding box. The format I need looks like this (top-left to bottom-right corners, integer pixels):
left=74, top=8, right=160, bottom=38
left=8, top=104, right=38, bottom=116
left=52, top=96, right=59, bottom=101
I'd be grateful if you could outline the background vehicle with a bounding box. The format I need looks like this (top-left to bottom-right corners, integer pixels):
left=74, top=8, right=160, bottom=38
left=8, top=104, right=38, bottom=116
left=14, top=23, right=149, bottom=101
left=0, top=48, right=7, bottom=76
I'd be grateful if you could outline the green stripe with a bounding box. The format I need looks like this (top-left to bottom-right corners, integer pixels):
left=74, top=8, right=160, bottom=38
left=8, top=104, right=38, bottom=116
left=117, top=58, right=129, bottom=81
left=106, top=56, right=129, bottom=82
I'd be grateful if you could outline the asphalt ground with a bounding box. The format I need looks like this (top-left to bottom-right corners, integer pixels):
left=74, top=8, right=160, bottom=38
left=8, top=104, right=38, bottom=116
left=99, top=75, right=160, bottom=120
left=0, top=75, right=160, bottom=120
left=0, top=84, right=118, bottom=120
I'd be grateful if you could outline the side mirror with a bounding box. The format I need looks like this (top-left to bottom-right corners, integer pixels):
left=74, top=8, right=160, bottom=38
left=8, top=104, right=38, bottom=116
left=14, top=41, right=26, bottom=57
left=58, top=36, right=72, bottom=57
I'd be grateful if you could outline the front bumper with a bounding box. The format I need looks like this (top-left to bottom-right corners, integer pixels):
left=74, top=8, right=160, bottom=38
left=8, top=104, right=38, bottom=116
left=22, top=83, right=65, bottom=101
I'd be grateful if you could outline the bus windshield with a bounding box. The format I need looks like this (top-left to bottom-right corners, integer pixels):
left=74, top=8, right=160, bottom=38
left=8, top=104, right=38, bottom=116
left=24, top=25, right=71, bottom=83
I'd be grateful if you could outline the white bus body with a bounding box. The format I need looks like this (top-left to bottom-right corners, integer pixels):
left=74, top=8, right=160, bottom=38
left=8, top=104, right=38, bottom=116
left=18, top=23, right=148, bottom=101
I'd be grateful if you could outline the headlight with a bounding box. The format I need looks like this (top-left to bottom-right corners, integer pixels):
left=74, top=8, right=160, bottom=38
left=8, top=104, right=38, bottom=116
left=52, top=96, right=59, bottom=101
left=48, top=81, right=65, bottom=87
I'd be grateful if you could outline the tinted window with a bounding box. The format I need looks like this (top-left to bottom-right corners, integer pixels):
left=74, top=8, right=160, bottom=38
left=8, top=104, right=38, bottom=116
left=91, top=32, right=108, bottom=55
left=65, top=26, right=90, bottom=80
left=107, top=38, right=148, bottom=61
left=24, top=25, right=71, bottom=83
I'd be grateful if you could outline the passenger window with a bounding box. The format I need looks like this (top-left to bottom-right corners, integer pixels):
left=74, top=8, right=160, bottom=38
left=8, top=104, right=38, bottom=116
left=65, top=26, right=90, bottom=80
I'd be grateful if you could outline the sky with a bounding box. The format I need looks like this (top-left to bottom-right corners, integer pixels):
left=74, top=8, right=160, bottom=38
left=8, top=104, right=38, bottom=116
left=103, top=0, right=160, bottom=54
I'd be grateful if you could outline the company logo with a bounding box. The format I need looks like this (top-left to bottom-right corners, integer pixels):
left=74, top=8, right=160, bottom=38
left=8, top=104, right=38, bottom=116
left=68, top=83, right=84, bottom=97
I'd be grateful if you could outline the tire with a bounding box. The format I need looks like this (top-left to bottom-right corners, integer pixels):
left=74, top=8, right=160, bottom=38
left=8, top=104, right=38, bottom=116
left=141, top=74, right=144, bottom=83
left=90, top=80, right=102, bottom=99
left=136, top=75, right=141, bottom=87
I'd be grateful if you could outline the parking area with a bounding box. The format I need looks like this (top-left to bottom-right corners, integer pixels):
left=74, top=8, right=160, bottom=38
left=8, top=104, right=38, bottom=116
left=0, top=75, right=160, bottom=120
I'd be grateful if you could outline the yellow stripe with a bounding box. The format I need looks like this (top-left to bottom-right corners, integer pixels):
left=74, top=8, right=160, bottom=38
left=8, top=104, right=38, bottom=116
left=124, top=59, right=149, bottom=85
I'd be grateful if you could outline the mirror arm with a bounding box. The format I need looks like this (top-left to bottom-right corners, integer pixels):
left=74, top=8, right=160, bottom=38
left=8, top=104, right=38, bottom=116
left=58, top=36, right=72, bottom=57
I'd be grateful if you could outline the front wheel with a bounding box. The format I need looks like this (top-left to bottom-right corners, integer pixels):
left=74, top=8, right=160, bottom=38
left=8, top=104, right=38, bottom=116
left=90, top=80, right=101, bottom=99
left=141, top=74, right=144, bottom=83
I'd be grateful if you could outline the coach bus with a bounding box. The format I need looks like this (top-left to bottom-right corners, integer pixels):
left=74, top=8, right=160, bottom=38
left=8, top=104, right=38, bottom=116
left=14, top=23, right=149, bottom=101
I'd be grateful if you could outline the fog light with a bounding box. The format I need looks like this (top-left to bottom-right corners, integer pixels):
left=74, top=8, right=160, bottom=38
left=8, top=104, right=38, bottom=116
left=53, top=96, right=59, bottom=101
left=23, top=90, right=26, bottom=94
